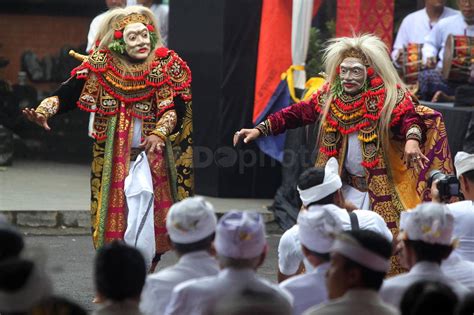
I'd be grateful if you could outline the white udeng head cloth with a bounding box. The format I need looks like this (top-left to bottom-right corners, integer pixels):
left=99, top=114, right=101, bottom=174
left=298, top=207, right=343, bottom=253
left=454, top=151, right=474, bottom=178
left=215, top=211, right=266, bottom=259
left=297, top=157, right=342, bottom=207
left=400, top=202, right=454, bottom=246
left=166, top=197, right=217, bottom=244
left=331, top=233, right=390, bottom=272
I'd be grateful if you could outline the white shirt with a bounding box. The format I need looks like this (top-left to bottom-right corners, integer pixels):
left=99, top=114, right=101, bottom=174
left=86, top=12, right=108, bottom=52
left=423, top=14, right=474, bottom=68
left=164, top=268, right=293, bottom=315
left=342, top=134, right=371, bottom=209
left=303, top=289, right=399, bottom=315
left=278, top=204, right=392, bottom=276
left=391, top=7, right=459, bottom=62
left=447, top=200, right=474, bottom=262
left=280, top=262, right=330, bottom=315
left=380, top=261, right=470, bottom=308
left=278, top=224, right=314, bottom=275
left=150, top=4, right=169, bottom=46
left=441, top=253, right=474, bottom=292
left=140, top=251, right=219, bottom=315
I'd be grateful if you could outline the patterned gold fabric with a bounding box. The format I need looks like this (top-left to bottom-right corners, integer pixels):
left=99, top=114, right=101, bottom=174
left=35, top=96, right=60, bottom=119
left=44, top=47, right=194, bottom=254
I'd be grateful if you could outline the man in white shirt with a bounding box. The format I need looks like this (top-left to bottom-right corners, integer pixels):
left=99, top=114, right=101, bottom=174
left=304, top=230, right=398, bottom=315
left=432, top=152, right=474, bottom=291
left=280, top=208, right=343, bottom=315
left=419, top=0, right=474, bottom=101
left=86, top=0, right=127, bottom=52
left=137, top=0, right=169, bottom=46
left=164, top=211, right=293, bottom=315
left=380, top=203, right=470, bottom=308
left=139, top=197, right=219, bottom=315
left=278, top=158, right=393, bottom=282
left=391, top=0, right=458, bottom=65
left=432, top=151, right=474, bottom=262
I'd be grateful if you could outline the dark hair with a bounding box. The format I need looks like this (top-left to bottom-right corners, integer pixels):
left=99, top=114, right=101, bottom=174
left=302, top=245, right=331, bottom=262
left=29, top=296, right=87, bottom=315
left=461, top=169, right=474, bottom=184
left=94, top=241, right=146, bottom=301
left=400, top=280, right=457, bottom=315
left=404, top=240, right=452, bottom=264
left=456, top=293, right=474, bottom=315
left=341, top=230, right=392, bottom=290
left=0, top=223, right=24, bottom=261
left=0, top=257, right=34, bottom=292
left=297, top=167, right=337, bottom=206
left=171, top=233, right=215, bottom=255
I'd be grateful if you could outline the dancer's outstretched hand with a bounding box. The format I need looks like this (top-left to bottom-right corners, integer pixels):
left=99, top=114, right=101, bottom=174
left=140, top=135, right=165, bottom=154
left=404, top=139, right=429, bottom=172
left=233, top=128, right=260, bottom=146
left=22, top=108, right=51, bottom=131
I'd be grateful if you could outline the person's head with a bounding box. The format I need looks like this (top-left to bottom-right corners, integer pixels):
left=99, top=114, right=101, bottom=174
left=297, top=157, right=343, bottom=208
left=322, top=35, right=405, bottom=145
left=298, top=208, right=343, bottom=267
left=210, top=288, right=292, bottom=315
left=400, top=280, right=458, bottom=315
left=0, top=222, right=24, bottom=261
left=398, top=203, right=454, bottom=268
left=326, top=230, right=392, bottom=299
left=106, top=0, right=126, bottom=9
left=0, top=258, right=52, bottom=314
left=136, top=0, right=153, bottom=7
left=29, top=296, right=87, bottom=315
left=97, top=6, right=162, bottom=60
left=94, top=241, right=146, bottom=302
left=425, top=0, right=448, bottom=9
left=215, top=211, right=267, bottom=270
left=454, top=151, right=474, bottom=201
left=458, top=0, right=474, bottom=24
left=166, top=196, right=217, bottom=256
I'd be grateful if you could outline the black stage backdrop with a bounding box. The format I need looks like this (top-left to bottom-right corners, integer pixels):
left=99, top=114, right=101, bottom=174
left=170, top=0, right=281, bottom=197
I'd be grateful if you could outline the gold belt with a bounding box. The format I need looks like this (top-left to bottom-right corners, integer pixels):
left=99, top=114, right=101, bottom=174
left=343, top=173, right=368, bottom=192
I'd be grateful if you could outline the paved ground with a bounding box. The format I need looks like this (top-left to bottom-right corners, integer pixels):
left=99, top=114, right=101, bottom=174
left=24, top=233, right=283, bottom=313
left=0, top=160, right=274, bottom=216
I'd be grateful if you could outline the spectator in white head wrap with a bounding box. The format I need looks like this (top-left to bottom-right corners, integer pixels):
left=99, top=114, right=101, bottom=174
left=165, top=211, right=293, bottom=315
left=305, top=229, right=396, bottom=315
left=278, top=158, right=392, bottom=283
left=280, top=208, right=343, bottom=315
left=380, top=202, right=470, bottom=308
left=140, top=197, right=219, bottom=315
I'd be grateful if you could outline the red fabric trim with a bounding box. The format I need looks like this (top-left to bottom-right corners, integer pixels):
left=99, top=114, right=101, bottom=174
left=361, top=158, right=380, bottom=168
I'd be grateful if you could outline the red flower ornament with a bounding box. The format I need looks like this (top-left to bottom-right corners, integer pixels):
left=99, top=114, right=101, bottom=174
left=367, top=67, right=375, bottom=77
left=146, top=24, right=155, bottom=32
left=336, top=65, right=341, bottom=74
left=114, top=30, right=123, bottom=39
left=155, top=47, right=168, bottom=58
left=370, top=76, right=383, bottom=87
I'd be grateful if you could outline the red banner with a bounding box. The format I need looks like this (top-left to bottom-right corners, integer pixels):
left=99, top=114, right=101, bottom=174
left=336, top=0, right=395, bottom=48
left=253, top=0, right=323, bottom=123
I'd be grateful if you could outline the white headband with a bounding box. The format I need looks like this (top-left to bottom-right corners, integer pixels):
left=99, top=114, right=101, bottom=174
left=331, top=235, right=390, bottom=273
left=298, top=158, right=342, bottom=207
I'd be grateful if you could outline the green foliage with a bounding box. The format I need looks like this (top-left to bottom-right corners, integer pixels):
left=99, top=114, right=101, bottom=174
left=109, top=38, right=126, bottom=55
left=150, top=32, right=158, bottom=50
left=305, top=19, right=337, bottom=79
